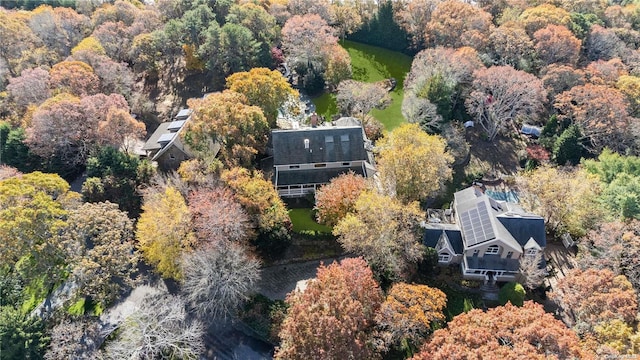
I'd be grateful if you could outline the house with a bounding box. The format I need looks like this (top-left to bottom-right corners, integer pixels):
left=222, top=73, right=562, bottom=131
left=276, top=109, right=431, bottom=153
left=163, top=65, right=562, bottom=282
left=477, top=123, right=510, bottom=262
left=424, top=186, right=546, bottom=284
left=142, top=109, right=195, bottom=171
left=271, top=119, right=375, bottom=197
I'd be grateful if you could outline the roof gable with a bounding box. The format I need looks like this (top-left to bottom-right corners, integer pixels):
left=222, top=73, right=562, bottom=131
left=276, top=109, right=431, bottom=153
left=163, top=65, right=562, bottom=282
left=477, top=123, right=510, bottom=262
left=497, top=216, right=546, bottom=248
left=272, top=126, right=367, bottom=165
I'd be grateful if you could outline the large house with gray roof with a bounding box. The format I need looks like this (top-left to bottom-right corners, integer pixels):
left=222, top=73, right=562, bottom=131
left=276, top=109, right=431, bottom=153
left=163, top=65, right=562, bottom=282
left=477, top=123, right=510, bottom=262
left=271, top=121, right=375, bottom=197
left=424, top=186, right=546, bottom=284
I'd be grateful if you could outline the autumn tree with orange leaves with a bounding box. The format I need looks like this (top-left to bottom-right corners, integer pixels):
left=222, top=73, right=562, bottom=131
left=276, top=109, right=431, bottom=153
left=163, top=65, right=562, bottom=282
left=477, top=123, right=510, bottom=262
left=551, top=268, right=638, bottom=336
left=275, top=258, right=384, bottom=360
left=376, top=283, right=447, bottom=352
left=413, top=302, right=591, bottom=360
left=314, top=171, right=367, bottom=227
left=554, top=83, right=636, bottom=154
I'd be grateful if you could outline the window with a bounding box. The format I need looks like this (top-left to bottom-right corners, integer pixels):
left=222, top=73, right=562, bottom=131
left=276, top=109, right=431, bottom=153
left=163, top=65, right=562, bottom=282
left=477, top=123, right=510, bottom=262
left=314, top=163, right=327, bottom=168
left=473, top=249, right=479, bottom=256
left=485, top=245, right=500, bottom=255
left=289, top=165, right=299, bottom=169
left=438, top=253, right=451, bottom=262
left=340, top=134, right=350, bottom=158
left=526, top=248, right=538, bottom=256
left=506, top=251, right=513, bottom=259
left=325, top=136, right=335, bottom=160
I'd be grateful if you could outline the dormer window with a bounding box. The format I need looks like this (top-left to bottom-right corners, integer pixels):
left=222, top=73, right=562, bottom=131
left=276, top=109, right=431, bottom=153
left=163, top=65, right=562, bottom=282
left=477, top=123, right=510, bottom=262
left=304, top=139, right=310, bottom=149
left=525, top=248, right=538, bottom=256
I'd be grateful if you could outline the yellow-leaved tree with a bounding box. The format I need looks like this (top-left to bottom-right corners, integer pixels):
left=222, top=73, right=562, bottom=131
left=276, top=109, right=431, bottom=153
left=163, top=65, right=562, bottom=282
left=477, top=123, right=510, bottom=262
left=517, top=165, right=603, bottom=237
left=376, top=123, right=453, bottom=203
left=136, top=186, right=196, bottom=280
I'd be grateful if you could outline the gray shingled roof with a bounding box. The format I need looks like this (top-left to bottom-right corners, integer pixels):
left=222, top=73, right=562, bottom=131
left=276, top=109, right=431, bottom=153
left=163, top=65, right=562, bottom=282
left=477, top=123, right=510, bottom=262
left=142, top=122, right=172, bottom=151
left=276, top=166, right=365, bottom=186
left=272, top=126, right=367, bottom=165
left=423, top=228, right=464, bottom=254
left=496, top=216, right=546, bottom=248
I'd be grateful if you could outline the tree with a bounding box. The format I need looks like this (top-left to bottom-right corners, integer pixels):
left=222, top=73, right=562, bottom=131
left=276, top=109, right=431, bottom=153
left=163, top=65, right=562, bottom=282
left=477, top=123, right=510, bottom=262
left=376, top=123, right=453, bottom=203
left=27, top=93, right=143, bottom=169
left=221, top=167, right=291, bottom=255
left=518, top=4, right=571, bottom=35
left=98, top=108, right=146, bottom=149
left=376, top=283, right=447, bottom=352
left=219, top=23, right=261, bottom=75
left=553, top=125, right=583, bottom=166
left=324, top=44, right=352, bottom=90
left=227, top=3, right=279, bottom=66
left=331, top=3, right=363, bottom=40
left=0, top=306, right=49, bottom=360
left=276, top=258, right=384, bottom=360
left=188, top=187, right=254, bottom=245
left=334, top=191, right=425, bottom=282
left=583, top=151, right=640, bottom=219
left=226, top=68, right=298, bottom=127
left=45, top=318, right=100, bottom=360
left=393, top=0, right=443, bottom=49
left=28, top=5, right=89, bottom=58
left=0, top=172, right=79, bottom=290
left=594, top=319, right=640, bottom=355
left=48, top=61, right=99, bottom=96
left=617, top=75, right=640, bottom=117
left=404, top=47, right=484, bottom=127
left=534, top=24, right=581, bottom=66
left=488, top=22, right=535, bottom=71
left=540, top=64, right=586, bottom=99
left=585, top=25, right=624, bottom=61
left=184, top=91, right=269, bottom=168
left=551, top=269, right=637, bottom=335
left=6, top=67, right=50, bottom=110
left=59, top=202, right=138, bottom=309
left=413, top=302, right=588, bottom=359
left=70, top=49, right=136, bottom=99
left=281, top=14, right=337, bottom=72
left=498, top=282, right=526, bottom=306
left=102, top=294, right=205, bottom=360
left=554, top=84, right=634, bottom=154
left=83, top=146, right=152, bottom=217
left=181, top=243, right=260, bottom=321
left=136, top=187, right=196, bottom=280
left=425, top=0, right=493, bottom=51
left=0, top=9, right=40, bottom=76
left=465, top=66, right=546, bottom=141
left=91, top=21, right=134, bottom=62
left=314, top=172, right=367, bottom=227
left=336, top=80, right=391, bottom=116
left=578, top=221, right=640, bottom=294
left=517, top=165, right=602, bottom=237
left=518, top=252, right=547, bottom=290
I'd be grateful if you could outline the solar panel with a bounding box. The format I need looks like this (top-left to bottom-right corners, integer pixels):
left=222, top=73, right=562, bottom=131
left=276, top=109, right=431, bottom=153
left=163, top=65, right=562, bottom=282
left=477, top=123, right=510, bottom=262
left=167, top=120, right=186, bottom=132
left=158, top=132, right=175, bottom=144
left=460, top=201, right=496, bottom=246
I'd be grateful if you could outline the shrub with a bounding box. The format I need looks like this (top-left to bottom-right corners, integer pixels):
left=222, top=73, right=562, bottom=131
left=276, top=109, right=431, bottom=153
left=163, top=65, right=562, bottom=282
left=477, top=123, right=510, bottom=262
left=499, top=282, right=526, bottom=307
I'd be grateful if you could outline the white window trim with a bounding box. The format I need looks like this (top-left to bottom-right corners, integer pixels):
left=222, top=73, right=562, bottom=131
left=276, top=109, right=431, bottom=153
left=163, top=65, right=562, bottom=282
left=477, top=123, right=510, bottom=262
left=485, top=245, right=500, bottom=255
left=438, top=253, right=451, bottom=262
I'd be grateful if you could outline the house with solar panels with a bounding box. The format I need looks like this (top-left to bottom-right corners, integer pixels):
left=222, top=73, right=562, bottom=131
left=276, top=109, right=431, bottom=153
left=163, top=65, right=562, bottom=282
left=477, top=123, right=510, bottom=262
left=424, top=186, right=546, bottom=284
left=142, top=109, right=201, bottom=171
left=271, top=119, right=375, bottom=197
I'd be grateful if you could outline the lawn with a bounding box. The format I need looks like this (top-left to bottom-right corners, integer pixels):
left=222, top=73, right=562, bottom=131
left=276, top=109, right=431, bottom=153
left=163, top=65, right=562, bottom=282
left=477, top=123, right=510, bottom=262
left=312, top=40, right=413, bottom=131
left=288, top=208, right=332, bottom=234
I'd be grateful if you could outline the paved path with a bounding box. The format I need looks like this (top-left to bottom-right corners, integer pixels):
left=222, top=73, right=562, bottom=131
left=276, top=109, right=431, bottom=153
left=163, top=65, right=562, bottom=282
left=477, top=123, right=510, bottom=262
left=258, top=257, right=345, bottom=300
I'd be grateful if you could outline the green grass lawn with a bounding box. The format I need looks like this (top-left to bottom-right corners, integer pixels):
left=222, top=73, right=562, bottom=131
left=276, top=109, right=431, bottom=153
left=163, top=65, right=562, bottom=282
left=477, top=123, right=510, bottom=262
left=312, top=40, right=413, bottom=131
left=288, top=208, right=332, bottom=234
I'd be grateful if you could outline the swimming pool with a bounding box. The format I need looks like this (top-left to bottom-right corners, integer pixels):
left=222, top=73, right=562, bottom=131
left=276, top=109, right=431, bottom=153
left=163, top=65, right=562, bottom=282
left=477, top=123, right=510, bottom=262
left=485, top=190, right=520, bottom=203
